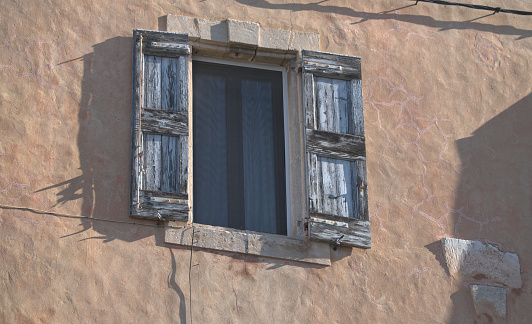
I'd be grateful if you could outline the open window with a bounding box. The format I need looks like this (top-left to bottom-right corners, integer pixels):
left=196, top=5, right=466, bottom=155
left=130, top=29, right=371, bottom=263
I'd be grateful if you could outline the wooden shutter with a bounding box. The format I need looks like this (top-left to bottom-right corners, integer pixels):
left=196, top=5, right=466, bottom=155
left=303, top=50, right=370, bottom=248
left=130, top=30, right=190, bottom=221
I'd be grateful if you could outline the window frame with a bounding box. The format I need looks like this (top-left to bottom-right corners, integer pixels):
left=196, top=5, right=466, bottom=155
left=191, top=58, right=289, bottom=235
left=131, top=27, right=370, bottom=266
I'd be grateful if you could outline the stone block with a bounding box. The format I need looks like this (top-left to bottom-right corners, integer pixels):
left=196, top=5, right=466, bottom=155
left=441, top=238, right=521, bottom=288
left=166, top=15, right=200, bottom=40
left=470, top=285, right=506, bottom=324
left=197, top=19, right=228, bottom=43
left=227, top=19, right=259, bottom=47
left=259, top=28, right=290, bottom=51
left=289, top=31, right=320, bottom=51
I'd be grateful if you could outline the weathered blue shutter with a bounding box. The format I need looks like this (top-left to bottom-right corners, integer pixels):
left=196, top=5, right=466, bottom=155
left=303, top=50, right=370, bottom=248
left=130, top=30, right=190, bottom=220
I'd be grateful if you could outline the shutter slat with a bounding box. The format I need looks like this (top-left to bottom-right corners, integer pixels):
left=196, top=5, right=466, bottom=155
left=161, top=57, right=180, bottom=112
left=141, top=108, right=188, bottom=136
left=303, top=50, right=370, bottom=248
left=357, top=160, right=369, bottom=221
left=161, top=135, right=179, bottom=193
left=178, top=135, right=188, bottom=195
left=143, top=134, right=162, bottom=191
left=352, top=79, right=364, bottom=137
left=144, top=56, right=161, bottom=109
left=304, top=72, right=315, bottom=129
left=306, top=129, right=365, bottom=160
left=308, top=213, right=370, bottom=248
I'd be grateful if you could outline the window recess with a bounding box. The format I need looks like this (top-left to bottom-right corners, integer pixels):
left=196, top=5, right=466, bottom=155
left=130, top=29, right=371, bottom=258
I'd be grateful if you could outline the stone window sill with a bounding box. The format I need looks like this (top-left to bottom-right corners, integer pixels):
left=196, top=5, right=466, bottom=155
left=165, top=223, right=331, bottom=266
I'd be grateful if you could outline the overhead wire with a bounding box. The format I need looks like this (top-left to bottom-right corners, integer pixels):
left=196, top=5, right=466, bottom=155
left=411, top=0, right=532, bottom=16
left=0, top=204, right=185, bottom=229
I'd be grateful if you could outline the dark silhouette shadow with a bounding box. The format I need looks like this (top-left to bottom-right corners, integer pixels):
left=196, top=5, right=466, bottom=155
left=449, top=286, right=476, bottom=323
left=168, top=249, right=187, bottom=324
left=235, top=0, right=532, bottom=39
left=35, top=36, right=158, bottom=244
left=453, top=94, right=532, bottom=245
left=424, top=241, right=449, bottom=276
left=444, top=94, right=532, bottom=321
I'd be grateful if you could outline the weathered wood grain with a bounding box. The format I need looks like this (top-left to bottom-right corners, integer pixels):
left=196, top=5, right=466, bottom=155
left=143, top=42, right=190, bottom=58
left=351, top=79, right=364, bottom=137
left=308, top=212, right=370, bottom=248
left=161, top=135, right=179, bottom=193
left=161, top=57, right=180, bottom=112
left=141, top=108, right=188, bottom=136
left=178, top=135, right=188, bottom=195
left=306, top=129, right=365, bottom=160
left=356, top=160, right=369, bottom=221
left=302, top=50, right=361, bottom=79
left=143, top=134, right=162, bottom=191
left=130, top=30, right=144, bottom=214
left=130, top=30, right=190, bottom=221
left=307, top=152, right=319, bottom=212
left=316, top=157, right=356, bottom=218
left=303, top=50, right=370, bottom=248
left=316, top=77, right=349, bottom=133
left=143, top=55, right=161, bottom=109
left=131, top=190, right=189, bottom=221
left=303, top=72, right=315, bottom=129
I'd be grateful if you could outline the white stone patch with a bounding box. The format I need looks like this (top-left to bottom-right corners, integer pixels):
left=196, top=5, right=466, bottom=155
left=227, top=19, right=260, bottom=46
left=441, top=238, right=521, bottom=288
left=470, top=284, right=506, bottom=322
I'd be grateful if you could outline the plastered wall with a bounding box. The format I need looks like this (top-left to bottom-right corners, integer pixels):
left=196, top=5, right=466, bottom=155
left=1, top=0, right=531, bottom=323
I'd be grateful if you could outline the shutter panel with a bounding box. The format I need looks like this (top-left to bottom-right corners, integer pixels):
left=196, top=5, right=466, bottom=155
left=303, top=50, right=370, bottom=248
left=131, top=30, right=190, bottom=221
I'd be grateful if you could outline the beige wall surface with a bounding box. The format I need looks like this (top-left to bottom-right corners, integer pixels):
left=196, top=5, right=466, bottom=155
left=1, top=0, right=531, bottom=323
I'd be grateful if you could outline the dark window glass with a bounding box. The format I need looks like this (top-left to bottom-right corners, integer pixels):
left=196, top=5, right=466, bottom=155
left=193, top=61, right=286, bottom=235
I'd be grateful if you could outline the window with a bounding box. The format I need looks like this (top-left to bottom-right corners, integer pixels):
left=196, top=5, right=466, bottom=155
left=192, top=61, right=286, bottom=235
left=130, top=29, right=370, bottom=262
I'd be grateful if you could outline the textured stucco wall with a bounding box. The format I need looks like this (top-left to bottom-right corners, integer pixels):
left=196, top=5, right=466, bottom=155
left=1, top=0, right=531, bottom=323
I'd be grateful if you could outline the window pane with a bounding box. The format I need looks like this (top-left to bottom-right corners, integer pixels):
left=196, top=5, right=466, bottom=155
left=193, top=73, right=228, bottom=228
left=242, top=79, right=277, bottom=234
left=193, top=62, right=286, bottom=234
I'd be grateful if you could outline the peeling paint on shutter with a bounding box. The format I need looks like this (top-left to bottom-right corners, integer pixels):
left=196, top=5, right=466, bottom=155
left=303, top=50, right=370, bottom=249
left=131, top=30, right=190, bottom=221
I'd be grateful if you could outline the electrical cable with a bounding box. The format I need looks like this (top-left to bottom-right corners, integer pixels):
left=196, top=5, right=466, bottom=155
left=412, top=0, right=532, bottom=16
left=0, top=204, right=185, bottom=229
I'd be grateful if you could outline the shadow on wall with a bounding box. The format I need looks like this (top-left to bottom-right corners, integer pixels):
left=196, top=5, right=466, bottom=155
left=36, top=36, right=162, bottom=244
left=34, top=37, right=189, bottom=323
left=235, top=0, right=532, bottom=39
left=453, top=93, right=532, bottom=245
left=447, top=93, right=532, bottom=322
